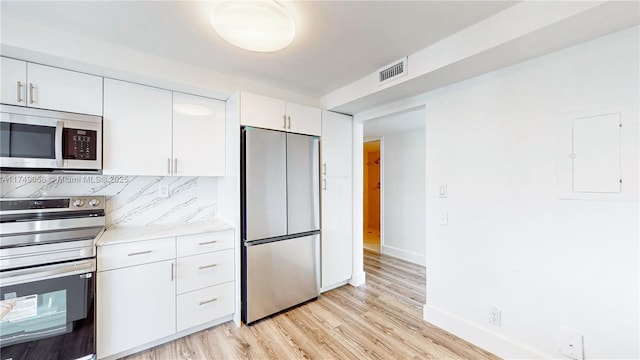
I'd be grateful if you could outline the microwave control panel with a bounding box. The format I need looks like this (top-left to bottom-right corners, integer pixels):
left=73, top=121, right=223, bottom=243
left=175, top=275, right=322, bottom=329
left=63, top=128, right=97, bottom=160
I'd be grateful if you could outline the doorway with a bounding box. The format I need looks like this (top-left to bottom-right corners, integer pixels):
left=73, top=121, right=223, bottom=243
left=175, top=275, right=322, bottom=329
left=363, top=140, right=381, bottom=253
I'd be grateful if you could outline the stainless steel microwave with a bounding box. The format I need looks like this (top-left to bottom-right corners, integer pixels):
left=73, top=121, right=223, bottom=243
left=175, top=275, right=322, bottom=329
left=0, top=104, right=102, bottom=172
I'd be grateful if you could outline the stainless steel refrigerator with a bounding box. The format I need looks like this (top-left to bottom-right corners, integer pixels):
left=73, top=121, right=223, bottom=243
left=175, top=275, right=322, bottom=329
left=241, top=126, right=321, bottom=324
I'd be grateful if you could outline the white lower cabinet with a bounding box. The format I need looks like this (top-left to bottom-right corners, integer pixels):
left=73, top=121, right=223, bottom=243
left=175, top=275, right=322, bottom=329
left=321, top=177, right=353, bottom=288
left=97, top=230, right=235, bottom=359
left=177, top=282, right=234, bottom=332
left=176, top=249, right=234, bottom=294
left=97, top=259, right=176, bottom=359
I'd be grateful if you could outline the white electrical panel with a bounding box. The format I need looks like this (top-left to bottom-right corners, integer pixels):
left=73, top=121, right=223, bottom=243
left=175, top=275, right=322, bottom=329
left=571, top=113, right=621, bottom=193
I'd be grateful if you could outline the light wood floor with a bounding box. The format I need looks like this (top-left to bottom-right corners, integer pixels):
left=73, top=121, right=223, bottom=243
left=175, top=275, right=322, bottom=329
left=123, top=250, right=500, bottom=360
left=363, top=227, right=380, bottom=253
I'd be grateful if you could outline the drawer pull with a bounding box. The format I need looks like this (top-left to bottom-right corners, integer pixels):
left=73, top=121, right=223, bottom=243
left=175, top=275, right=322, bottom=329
left=127, top=250, right=152, bottom=256
left=198, top=264, right=218, bottom=270
left=198, top=240, right=218, bottom=246
left=199, top=298, right=218, bottom=306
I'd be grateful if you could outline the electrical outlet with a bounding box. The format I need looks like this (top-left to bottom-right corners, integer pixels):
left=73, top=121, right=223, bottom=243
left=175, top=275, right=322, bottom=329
left=438, top=212, right=448, bottom=226
left=158, top=185, right=169, bottom=198
left=489, top=307, right=501, bottom=326
left=559, top=329, right=584, bottom=360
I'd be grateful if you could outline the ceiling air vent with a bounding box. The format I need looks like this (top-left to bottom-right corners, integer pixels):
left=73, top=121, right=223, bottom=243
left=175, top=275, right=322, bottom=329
left=378, top=57, right=408, bottom=85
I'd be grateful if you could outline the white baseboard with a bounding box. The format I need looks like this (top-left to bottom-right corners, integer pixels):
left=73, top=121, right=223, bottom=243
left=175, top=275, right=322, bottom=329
left=101, top=315, right=233, bottom=360
left=423, top=304, right=553, bottom=359
left=381, top=245, right=426, bottom=266
left=349, top=271, right=366, bottom=287
left=321, top=280, right=349, bottom=293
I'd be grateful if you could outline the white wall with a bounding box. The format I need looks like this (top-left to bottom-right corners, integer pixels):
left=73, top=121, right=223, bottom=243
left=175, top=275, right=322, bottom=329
left=422, top=26, right=639, bottom=359
left=381, top=129, right=426, bottom=265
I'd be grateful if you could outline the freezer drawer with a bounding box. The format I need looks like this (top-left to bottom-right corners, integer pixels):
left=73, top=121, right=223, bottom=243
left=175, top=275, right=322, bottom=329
left=244, top=234, right=320, bottom=324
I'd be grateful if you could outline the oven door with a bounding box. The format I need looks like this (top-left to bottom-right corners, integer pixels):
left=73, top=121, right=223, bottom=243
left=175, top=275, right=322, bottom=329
left=0, top=259, right=95, bottom=360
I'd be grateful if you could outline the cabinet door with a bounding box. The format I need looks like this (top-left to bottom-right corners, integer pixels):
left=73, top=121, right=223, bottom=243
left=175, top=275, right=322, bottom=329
left=103, top=79, right=172, bottom=175
left=240, top=92, right=286, bottom=131
left=27, top=63, right=103, bottom=115
left=1, top=57, right=27, bottom=106
left=321, top=111, right=353, bottom=177
left=321, top=177, right=353, bottom=288
left=287, top=102, right=321, bottom=136
left=97, top=260, right=176, bottom=358
left=173, top=92, right=226, bottom=176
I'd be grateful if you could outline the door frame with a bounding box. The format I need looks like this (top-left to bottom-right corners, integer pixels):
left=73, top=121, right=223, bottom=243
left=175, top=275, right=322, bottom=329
left=351, top=103, right=427, bottom=287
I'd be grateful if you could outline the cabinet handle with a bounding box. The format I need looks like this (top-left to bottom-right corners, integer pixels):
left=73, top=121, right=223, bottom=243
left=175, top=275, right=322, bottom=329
left=287, top=115, right=291, bottom=130
left=198, top=264, right=218, bottom=270
left=167, top=158, right=172, bottom=175
left=199, top=298, right=218, bottom=306
left=323, top=163, right=327, bottom=175
left=171, top=262, right=174, bottom=281
left=174, top=158, right=178, bottom=175
left=29, top=83, right=35, bottom=104
left=282, top=114, right=287, bottom=129
left=127, top=250, right=152, bottom=256
left=16, top=81, right=23, bottom=103
left=198, top=240, right=218, bottom=246
left=323, top=179, right=327, bottom=191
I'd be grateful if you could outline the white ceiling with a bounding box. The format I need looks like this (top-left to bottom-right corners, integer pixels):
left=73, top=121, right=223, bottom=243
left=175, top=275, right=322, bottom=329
left=1, top=1, right=638, bottom=115
left=0, top=1, right=514, bottom=97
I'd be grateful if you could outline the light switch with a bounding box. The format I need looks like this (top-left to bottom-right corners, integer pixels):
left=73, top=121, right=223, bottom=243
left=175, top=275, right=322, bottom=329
left=439, top=185, right=448, bottom=198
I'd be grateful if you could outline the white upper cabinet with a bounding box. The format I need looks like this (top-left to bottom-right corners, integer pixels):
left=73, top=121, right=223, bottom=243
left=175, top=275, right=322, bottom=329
left=103, top=79, right=226, bottom=176
left=173, top=92, right=226, bottom=176
left=240, top=91, right=321, bottom=136
left=240, top=92, right=287, bottom=130
left=321, top=111, right=353, bottom=178
left=286, top=102, right=322, bottom=136
left=1, top=57, right=103, bottom=115
left=1, top=57, right=27, bottom=106
left=103, top=78, right=173, bottom=176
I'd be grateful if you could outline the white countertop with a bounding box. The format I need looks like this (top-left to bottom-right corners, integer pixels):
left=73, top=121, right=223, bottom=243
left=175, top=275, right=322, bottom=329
left=96, top=219, right=234, bottom=246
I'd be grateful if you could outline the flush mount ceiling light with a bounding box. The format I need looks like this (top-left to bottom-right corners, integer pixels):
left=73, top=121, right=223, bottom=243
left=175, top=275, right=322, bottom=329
left=210, top=0, right=296, bottom=53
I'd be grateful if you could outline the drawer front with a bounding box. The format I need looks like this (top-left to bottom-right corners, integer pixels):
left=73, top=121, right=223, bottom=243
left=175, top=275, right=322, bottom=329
left=176, top=230, right=234, bottom=257
left=98, top=237, right=176, bottom=271
left=177, top=281, right=234, bottom=332
left=177, top=249, right=234, bottom=294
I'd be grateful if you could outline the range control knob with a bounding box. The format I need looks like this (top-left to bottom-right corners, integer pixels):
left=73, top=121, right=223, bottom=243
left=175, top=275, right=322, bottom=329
left=88, top=198, right=101, bottom=207
left=72, top=199, right=85, bottom=207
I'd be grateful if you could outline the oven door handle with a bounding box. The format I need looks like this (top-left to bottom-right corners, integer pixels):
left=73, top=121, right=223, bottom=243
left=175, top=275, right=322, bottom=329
left=0, top=259, right=96, bottom=287
left=55, top=120, right=64, bottom=167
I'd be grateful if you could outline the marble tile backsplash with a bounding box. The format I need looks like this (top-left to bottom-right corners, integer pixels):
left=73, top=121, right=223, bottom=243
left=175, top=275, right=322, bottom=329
left=0, top=174, right=218, bottom=228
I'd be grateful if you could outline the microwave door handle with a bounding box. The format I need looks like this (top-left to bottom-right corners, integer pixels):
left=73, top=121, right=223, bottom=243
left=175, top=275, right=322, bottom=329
left=55, top=121, right=64, bottom=167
